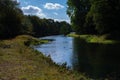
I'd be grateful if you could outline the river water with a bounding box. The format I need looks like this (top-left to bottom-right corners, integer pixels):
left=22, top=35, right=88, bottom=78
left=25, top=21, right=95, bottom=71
left=35, top=35, right=120, bottom=79
left=35, top=35, right=73, bottom=67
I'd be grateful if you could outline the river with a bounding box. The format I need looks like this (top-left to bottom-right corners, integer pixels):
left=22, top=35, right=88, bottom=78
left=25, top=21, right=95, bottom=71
left=35, top=35, right=120, bottom=79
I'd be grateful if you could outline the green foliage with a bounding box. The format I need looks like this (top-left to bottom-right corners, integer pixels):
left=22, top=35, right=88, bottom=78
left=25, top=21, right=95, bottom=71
left=0, top=0, right=32, bottom=39
left=67, top=0, right=91, bottom=34
left=24, top=37, right=49, bottom=46
left=21, top=16, right=33, bottom=35
left=67, top=0, right=120, bottom=39
left=85, top=9, right=97, bottom=34
left=60, top=21, right=71, bottom=35
left=28, top=15, right=71, bottom=37
left=89, top=0, right=120, bottom=35
left=89, top=0, right=111, bottom=34
left=28, top=15, right=44, bottom=37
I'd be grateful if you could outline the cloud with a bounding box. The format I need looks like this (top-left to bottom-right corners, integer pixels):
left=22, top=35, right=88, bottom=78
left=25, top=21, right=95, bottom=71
left=21, top=5, right=46, bottom=18
left=54, top=19, right=70, bottom=23
left=44, top=3, right=64, bottom=10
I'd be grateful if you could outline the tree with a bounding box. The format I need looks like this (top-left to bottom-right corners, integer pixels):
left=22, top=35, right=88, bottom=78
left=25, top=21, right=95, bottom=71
left=21, top=15, right=33, bottom=35
left=60, top=21, right=71, bottom=35
left=67, top=0, right=120, bottom=39
left=0, top=0, right=28, bottom=39
left=89, top=0, right=120, bottom=35
left=67, top=0, right=91, bottom=34
left=28, top=15, right=65, bottom=37
left=28, top=16, right=44, bottom=37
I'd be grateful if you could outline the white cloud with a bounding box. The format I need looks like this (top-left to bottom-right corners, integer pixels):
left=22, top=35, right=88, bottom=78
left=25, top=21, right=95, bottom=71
left=44, top=3, right=64, bottom=10
left=54, top=19, right=70, bottom=23
left=53, top=12, right=58, bottom=15
left=21, top=5, right=46, bottom=18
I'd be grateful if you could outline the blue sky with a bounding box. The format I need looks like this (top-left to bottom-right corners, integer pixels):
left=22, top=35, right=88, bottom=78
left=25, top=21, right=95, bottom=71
left=18, top=0, right=70, bottom=23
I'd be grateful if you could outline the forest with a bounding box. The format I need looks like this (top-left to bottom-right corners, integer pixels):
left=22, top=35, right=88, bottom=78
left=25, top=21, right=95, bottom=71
left=0, top=0, right=71, bottom=39
left=1, top=0, right=120, bottom=40
left=67, top=0, right=120, bottom=40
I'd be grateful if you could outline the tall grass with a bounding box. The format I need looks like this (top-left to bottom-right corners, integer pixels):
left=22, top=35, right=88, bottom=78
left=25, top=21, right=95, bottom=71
left=68, top=33, right=117, bottom=44
left=0, top=35, right=90, bottom=80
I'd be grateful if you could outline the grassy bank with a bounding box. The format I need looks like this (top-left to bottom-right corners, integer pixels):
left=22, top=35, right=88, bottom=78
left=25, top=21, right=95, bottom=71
left=68, top=33, right=119, bottom=44
left=0, top=35, right=89, bottom=80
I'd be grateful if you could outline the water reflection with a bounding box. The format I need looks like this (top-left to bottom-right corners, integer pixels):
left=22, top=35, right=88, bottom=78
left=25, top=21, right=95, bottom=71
left=35, top=35, right=120, bottom=79
left=73, top=38, right=120, bottom=79
left=36, top=35, right=73, bottom=67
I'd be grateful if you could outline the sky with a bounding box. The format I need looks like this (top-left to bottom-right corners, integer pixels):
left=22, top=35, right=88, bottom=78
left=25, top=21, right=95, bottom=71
left=18, top=0, right=70, bottom=23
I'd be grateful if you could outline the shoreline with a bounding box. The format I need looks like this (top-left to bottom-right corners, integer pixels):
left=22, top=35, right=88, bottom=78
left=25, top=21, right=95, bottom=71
left=0, top=35, right=89, bottom=80
left=68, top=33, right=119, bottom=44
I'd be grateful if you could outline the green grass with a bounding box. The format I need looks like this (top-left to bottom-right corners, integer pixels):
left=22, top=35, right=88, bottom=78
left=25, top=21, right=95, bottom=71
left=68, top=33, right=118, bottom=44
left=0, top=35, right=90, bottom=80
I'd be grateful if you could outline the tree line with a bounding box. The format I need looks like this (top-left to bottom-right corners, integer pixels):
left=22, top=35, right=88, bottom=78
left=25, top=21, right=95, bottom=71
left=67, top=0, right=120, bottom=39
left=0, top=0, right=71, bottom=39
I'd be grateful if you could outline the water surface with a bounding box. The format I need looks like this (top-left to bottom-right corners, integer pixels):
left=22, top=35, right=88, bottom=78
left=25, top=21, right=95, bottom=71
left=35, top=35, right=73, bottom=67
left=35, top=35, right=120, bottom=79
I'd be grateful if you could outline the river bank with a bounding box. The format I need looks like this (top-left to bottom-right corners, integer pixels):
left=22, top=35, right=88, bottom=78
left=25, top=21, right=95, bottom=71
left=68, top=33, right=119, bottom=44
left=0, top=35, right=89, bottom=80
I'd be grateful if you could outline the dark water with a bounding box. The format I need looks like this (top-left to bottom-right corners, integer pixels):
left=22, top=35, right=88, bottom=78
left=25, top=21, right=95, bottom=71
left=35, top=35, right=120, bottom=79
left=73, top=38, right=120, bottom=79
